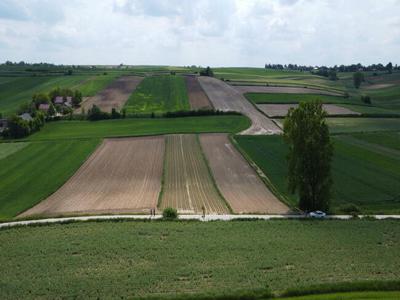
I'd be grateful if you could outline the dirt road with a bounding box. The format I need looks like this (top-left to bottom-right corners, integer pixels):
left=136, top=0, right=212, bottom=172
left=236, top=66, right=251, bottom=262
left=198, top=77, right=281, bottom=135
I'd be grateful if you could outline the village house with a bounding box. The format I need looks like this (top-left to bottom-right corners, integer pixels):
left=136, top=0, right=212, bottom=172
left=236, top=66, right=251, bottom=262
left=38, top=103, right=50, bottom=113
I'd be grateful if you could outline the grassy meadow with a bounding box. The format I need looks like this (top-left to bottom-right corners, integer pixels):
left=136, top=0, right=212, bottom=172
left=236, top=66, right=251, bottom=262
left=235, top=133, right=400, bottom=214
left=124, top=75, right=190, bottom=114
left=25, top=115, right=250, bottom=141
left=246, top=93, right=353, bottom=104
left=0, top=220, right=399, bottom=298
left=0, top=139, right=99, bottom=219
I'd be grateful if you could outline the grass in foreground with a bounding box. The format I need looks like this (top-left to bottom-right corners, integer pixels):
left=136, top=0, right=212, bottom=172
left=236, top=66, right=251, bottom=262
left=25, top=116, right=250, bottom=141
left=124, top=75, right=190, bottom=114
left=0, top=220, right=399, bottom=298
left=235, top=133, right=400, bottom=214
left=0, top=142, right=29, bottom=160
left=0, top=140, right=99, bottom=219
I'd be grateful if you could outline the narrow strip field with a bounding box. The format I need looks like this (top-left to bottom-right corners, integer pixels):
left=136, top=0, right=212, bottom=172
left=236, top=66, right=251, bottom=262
left=245, top=93, right=352, bottom=104
left=124, top=75, right=190, bottom=114
left=235, top=85, right=343, bottom=96
left=27, top=116, right=250, bottom=141
left=0, top=140, right=99, bottom=220
left=160, top=134, right=229, bottom=214
left=200, top=134, right=289, bottom=214
left=79, top=76, right=143, bottom=113
left=199, top=76, right=281, bottom=135
left=257, top=104, right=360, bottom=117
left=185, top=76, right=213, bottom=109
left=20, top=137, right=165, bottom=217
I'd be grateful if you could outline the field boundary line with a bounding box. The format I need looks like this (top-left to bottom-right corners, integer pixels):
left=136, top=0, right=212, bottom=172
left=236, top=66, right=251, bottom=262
left=156, top=135, right=167, bottom=210
left=2, top=214, right=400, bottom=229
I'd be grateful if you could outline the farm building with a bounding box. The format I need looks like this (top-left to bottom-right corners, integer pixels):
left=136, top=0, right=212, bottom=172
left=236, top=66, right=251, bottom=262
left=54, top=96, right=64, bottom=104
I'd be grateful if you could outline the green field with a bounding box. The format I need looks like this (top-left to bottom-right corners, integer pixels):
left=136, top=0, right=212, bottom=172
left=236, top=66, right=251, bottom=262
left=0, top=140, right=99, bottom=219
left=124, top=75, right=190, bottom=114
left=235, top=133, right=400, bottom=214
left=0, top=142, right=29, bottom=160
left=24, top=116, right=250, bottom=141
left=327, top=118, right=400, bottom=133
left=245, top=93, right=353, bottom=104
left=0, top=74, right=119, bottom=116
left=0, top=220, right=399, bottom=298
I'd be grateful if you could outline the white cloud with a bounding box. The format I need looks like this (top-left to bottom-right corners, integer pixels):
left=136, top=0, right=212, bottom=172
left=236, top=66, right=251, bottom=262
left=0, top=0, right=399, bottom=66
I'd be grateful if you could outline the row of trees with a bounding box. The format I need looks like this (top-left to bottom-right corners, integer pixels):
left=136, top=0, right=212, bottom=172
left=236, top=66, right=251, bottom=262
left=265, top=62, right=398, bottom=73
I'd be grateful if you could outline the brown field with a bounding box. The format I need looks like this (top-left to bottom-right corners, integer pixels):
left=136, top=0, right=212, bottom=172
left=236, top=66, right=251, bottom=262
left=78, top=76, right=143, bottom=113
left=257, top=104, right=361, bottom=117
left=185, top=76, right=213, bottom=110
left=20, top=137, right=164, bottom=217
left=200, top=134, right=289, bottom=214
left=234, top=85, right=343, bottom=96
left=160, top=134, right=229, bottom=214
left=198, top=77, right=281, bottom=135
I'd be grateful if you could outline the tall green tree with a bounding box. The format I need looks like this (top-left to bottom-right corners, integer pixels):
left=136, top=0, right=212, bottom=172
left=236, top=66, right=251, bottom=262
left=283, top=101, right=333, bottom=212
left=353, top=72, right=364, bottom=88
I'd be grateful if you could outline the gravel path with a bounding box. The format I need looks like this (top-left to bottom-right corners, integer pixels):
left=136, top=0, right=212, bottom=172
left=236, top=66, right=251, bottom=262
left=198, top=77, right=281, bottom=135
left=2, top=214, right=399, bottom=229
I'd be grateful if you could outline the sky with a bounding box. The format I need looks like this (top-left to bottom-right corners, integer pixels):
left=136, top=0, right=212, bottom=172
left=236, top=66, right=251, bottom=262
left=0, top=0, right=399, bottom=67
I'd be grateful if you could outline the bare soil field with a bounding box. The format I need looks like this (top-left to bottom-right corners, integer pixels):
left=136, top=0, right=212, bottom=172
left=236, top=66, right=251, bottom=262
left=20, top=137, right=164, bottom=217
left=185, top=76, right=213, bottom=110
left=234, top=85, right=343, bottom=96
left=257, top=104, right=361, bottom=117
left=160, top=134, right=229, bottom=214
left=198, top=77, right=281, bottom=135
left=200, top=134, right=289, bottom=214
left=364, top=83, right=395, bottom=90
left=78, top=76, right=143, bottom=113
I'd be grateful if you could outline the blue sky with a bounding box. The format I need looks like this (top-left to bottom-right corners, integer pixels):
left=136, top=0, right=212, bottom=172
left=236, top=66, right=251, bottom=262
left=0, top=0, right=399, bottom=67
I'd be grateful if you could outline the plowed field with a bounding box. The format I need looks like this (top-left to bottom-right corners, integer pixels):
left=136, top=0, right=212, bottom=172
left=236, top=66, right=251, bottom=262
left=160, top=134, right=229, bottom=214
left=79, top=76, right=143, bottom=113
left=20, top=137, right=164, bottom=217
left=200, top=134, right=289, bottom=214
left=185, top=76, right=213, bottom=110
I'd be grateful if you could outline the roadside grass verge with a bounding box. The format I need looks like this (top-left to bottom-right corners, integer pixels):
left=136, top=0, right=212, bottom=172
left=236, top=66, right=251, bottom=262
left=124, top=75, right=190, bottom=114
left=234, top=133, right=400, bottom=214
left=0, top=220, right=399, bottom=298
left=24, top=116, right=251, bottom=141
left=0, top=139, right=99, bottom=219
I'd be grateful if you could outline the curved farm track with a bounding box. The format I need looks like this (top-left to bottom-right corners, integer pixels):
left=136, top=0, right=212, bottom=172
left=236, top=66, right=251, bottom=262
left=198, top=77, right=281, bottom=135
left=19, top=137, right=164, bottom=218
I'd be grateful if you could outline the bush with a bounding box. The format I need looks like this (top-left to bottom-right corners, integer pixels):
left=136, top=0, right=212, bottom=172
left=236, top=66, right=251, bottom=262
left=361, top=95, right=372, bottom=104
left=339, top=203, right=361, bottom=216
left=162, top=207, right=178, bottom=220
